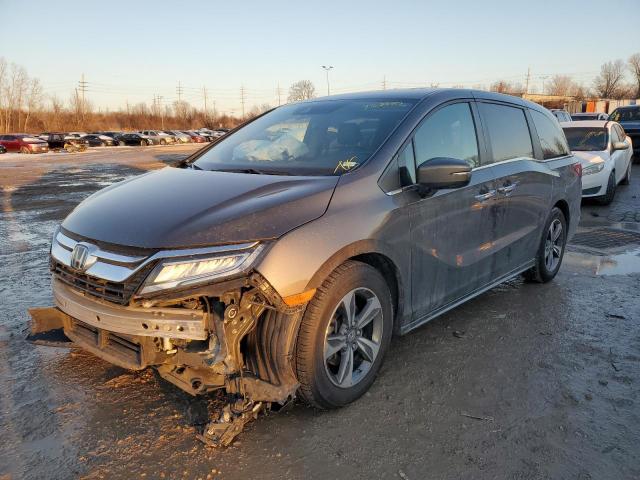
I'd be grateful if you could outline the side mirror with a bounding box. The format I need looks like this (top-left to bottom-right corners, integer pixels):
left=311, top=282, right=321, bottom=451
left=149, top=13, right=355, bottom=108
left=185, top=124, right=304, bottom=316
left=417, top=157, right=472, bottom=190
left=612, top=141, right=629, bottom=151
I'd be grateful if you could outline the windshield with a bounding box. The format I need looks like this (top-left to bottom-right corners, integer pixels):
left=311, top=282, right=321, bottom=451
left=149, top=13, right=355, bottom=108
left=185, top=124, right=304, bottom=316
left=563, top=127, right=608, bottom=151
left=193, top=99, right=417, bottom=176
left=609, top=108, right=640, bottom=122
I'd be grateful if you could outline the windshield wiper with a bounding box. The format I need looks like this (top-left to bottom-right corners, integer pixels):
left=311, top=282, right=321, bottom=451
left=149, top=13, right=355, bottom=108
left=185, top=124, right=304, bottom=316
left=214, top=168, right=292, bottom=176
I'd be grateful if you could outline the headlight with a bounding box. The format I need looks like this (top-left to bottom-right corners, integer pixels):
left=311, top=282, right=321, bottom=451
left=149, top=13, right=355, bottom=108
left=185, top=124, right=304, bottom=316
left=139, top=244, right=264, bottom=294
left=583, top=162, right=605, bottom=175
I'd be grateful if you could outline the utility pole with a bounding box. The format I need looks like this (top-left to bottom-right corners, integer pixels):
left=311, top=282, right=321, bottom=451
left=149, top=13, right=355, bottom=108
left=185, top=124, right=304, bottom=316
left=541, top=75, right=549, bottom=95
left=240, top=85, right=246, bottom=118
left=158, top=95, right=165, bottom=129
left=276, top=83, right=282, bottom=106
left=176, top=81, right=183, bottom=102
left=525, top=67, right=531, bottom=95
left=202, top=86, right=209, bottom=123
left=382, top=75, right=387, bottom=90
left=321, top=65, right=333, bottom=96
left=78, top=73, right=88, bottom=123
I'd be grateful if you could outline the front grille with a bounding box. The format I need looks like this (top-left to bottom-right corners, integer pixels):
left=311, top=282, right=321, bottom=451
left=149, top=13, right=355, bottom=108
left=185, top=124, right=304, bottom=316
left=52, top=260, right=153, bottom=305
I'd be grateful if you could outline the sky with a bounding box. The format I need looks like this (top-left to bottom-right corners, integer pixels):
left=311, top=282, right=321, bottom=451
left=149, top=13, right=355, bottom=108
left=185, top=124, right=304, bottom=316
left=1, top=0, right=639, bottom=115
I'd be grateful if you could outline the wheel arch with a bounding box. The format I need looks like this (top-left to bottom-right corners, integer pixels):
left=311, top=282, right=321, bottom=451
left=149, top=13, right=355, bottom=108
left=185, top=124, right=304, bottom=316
left=553, top=198, right=570, bottom=229
left=304, top=240, right=405, bottom=332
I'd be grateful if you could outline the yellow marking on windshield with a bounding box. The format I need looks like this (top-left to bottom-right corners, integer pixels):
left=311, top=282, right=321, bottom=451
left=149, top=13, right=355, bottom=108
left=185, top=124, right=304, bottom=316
left=334, top=156, right=359, bottom=174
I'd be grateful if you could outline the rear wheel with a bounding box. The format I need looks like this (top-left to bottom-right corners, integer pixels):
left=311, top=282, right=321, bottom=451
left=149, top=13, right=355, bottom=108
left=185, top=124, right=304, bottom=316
left=20, top=147, right=30, bottom=154
left=596, top=171, right=616, bottom=205
left=523, top=207, right=567, bottom=283
left=295, top=261, right=393, bottom=409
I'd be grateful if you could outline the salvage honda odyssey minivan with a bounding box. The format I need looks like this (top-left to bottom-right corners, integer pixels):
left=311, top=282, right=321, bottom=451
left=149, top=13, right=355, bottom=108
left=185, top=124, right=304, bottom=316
left=30, top=89, right=581, bottom=445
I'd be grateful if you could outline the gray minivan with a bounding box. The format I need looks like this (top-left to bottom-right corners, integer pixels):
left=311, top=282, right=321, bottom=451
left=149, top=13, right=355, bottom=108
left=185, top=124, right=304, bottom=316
left=31, top=89, right=581, bottom=445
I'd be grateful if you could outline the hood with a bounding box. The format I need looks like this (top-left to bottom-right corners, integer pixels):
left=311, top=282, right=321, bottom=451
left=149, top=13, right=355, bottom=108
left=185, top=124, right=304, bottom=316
left=62, top=167, right=338, bottom=249
left=571, top=150, right=609, bottom=166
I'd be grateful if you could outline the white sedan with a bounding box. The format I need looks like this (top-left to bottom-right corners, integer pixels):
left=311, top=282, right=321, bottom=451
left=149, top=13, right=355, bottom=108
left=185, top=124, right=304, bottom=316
left=561, top=120, right=633, bottom=204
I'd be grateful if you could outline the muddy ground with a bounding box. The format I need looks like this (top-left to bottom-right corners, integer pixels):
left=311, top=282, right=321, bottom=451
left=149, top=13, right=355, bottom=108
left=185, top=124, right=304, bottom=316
left=0, top=145, right=639, bottom=480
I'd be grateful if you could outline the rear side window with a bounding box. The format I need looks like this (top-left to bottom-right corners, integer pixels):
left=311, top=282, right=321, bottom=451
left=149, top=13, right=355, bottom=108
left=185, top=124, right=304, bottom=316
left=478, top=103, right=533, bottom=163
left=530, top=110, right=570, bottom=159
left=413, top=103, right=479, bottom=168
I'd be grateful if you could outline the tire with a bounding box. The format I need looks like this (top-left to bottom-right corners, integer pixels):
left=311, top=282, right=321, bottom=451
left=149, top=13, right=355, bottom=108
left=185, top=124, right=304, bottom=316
left=523, top=207, right=567, bottom=283
left=295, top=260, right=393, bottom=409
left=140, top=140, right=148, bottom=146
left=596, top=171, right=616, bottom=205
left=621, top=161, right=631, bottom=185
left=160, top=139, right=166, bottom=145
left=20, top=147, right=30, bottom=154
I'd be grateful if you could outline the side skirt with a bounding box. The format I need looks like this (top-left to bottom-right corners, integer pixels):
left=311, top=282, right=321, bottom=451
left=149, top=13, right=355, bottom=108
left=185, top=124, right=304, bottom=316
left=400, top=260, right=535, bottom=335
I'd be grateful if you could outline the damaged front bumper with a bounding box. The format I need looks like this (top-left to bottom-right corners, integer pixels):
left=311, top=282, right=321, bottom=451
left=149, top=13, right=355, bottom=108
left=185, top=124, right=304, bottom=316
left=28, top=272, right=308, bottom=446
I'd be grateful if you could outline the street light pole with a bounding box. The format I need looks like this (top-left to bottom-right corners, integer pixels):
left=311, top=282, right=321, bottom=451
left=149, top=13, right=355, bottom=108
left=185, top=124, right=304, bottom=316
left=321, top=65, right=333, bottom=96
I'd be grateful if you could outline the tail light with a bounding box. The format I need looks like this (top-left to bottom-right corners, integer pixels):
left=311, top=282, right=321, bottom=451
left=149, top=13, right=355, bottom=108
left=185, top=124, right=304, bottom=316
left=572, top=163, right=582, bottom=177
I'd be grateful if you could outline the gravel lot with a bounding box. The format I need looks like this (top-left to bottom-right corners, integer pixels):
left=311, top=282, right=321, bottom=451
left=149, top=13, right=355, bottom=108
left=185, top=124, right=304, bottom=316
left=0, top=146, right=638, bottom=480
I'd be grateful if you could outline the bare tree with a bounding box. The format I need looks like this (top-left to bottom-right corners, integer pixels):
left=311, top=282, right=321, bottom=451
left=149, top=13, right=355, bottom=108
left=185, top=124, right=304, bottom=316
left=489, top=81, right=526, bottom=95
left=23, top=78, right=43, bottom=131
left=288, top=80, right=316, bottom=102
left=593, top=60, right=625, bottom=98
left=629, top=53, right=640, bottom=98
left=546, top=75, right=578, bottom=96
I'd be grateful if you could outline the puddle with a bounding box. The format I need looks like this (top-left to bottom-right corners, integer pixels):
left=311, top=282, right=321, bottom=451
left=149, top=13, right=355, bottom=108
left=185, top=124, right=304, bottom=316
left=564, top=248, right=640, bottom=276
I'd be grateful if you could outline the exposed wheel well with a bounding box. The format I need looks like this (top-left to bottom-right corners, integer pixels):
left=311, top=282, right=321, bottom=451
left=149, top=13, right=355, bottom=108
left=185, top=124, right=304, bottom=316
left=350, top=252, right=400, bottom=322
left=554, top=199, right=570, bottom=229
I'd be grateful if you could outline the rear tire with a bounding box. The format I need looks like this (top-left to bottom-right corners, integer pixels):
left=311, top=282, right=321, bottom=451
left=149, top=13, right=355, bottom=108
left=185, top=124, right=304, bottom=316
left=523, top=207, right=567, bottom=283
left=596, top=171, right=616, bottom=205
left=295, top=261, right=393, bottom=409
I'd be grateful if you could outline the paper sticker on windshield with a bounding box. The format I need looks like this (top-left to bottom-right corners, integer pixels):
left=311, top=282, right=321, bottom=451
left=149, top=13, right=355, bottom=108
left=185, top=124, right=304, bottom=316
left=334, top=156, right=359, bottom=173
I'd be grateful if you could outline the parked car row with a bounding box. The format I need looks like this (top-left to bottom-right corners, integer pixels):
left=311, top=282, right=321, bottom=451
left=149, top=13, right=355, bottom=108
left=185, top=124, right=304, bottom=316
left=0, top=128, right=230, bottom=153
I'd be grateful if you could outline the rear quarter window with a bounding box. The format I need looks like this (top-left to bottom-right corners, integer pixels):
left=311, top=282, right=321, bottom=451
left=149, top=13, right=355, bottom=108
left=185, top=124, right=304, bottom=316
left=530, top=110, right=570, bottom=159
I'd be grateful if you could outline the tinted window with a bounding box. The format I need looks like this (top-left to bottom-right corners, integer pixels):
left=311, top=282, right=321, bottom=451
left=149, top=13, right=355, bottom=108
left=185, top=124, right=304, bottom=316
left=478, top=103, right=533, bottom=163
left=397, top=142, right=416, bottom=185
left=610, top=108, right=640, bottom=122
left=531, top=110, right=570, bottom=159
left=413, top=103, right=479, bottom=168
left=563, top=127, right=608, bottom=151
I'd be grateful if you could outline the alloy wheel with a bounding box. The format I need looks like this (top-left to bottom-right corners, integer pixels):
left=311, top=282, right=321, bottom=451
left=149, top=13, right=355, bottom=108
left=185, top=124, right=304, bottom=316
left=544, top=218, right=563, bottom=272
left=323, top=288, right=384, bottom=388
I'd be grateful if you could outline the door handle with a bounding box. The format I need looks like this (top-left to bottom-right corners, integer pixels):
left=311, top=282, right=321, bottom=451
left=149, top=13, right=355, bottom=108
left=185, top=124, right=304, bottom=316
left=497, top=183, right=517, bottom=196
left=474, top=189, right=496, bottom=202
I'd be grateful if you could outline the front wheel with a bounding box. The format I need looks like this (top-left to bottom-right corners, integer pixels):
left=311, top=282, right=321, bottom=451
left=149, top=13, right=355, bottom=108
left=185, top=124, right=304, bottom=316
left=597, top=171, right=616, bottom=205
left=523, top=207, right=567, bottom=283
left=295, top=261, right=393, bottom=409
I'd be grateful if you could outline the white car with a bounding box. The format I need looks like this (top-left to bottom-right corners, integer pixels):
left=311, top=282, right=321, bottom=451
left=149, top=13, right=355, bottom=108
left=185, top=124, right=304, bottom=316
left=561, top=120, right=633, bottom=204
